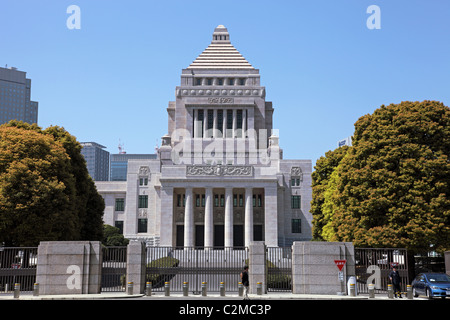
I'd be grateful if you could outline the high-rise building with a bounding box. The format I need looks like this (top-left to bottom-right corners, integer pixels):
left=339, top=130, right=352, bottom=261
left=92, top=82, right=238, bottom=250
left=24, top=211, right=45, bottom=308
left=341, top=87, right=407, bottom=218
left=0, top=66, right=38, bottom=125
left=110, top=153, right=157, bottom=181
left=96, top=25, right=313, bottom=247
left=80, top=142, right=110, bottom=181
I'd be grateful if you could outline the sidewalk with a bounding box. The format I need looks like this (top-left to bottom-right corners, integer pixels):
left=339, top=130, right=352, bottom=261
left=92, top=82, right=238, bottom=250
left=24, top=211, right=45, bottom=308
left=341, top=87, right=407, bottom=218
left=0, top=291, right=423, bottom=300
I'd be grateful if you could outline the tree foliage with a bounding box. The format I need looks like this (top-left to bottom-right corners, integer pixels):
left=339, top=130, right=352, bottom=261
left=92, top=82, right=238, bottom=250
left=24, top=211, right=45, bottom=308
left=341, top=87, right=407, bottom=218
left=0, top=121, right=104, bottom=246
left=311, top=101, right=450, bottom=253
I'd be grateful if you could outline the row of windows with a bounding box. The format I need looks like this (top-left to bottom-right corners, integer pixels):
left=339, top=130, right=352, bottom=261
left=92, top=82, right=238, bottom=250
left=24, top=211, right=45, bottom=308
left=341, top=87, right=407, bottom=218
left=115, top=218, right=301, bottom=235
left=176, top=193, right=263, bottom=208
left=195, top=78, right=246, bottom=86
left=116, top=218, right=301, bottom=235
left=115, top=194, right=302, bottom=211
left=115, top=219, right=148, bottom=233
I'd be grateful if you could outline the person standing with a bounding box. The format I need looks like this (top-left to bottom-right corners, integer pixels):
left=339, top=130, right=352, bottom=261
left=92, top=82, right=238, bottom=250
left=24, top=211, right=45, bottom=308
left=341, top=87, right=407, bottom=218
left=389, top=265, right=402, bottom=298
left=240, top=266, right=249, bottom=300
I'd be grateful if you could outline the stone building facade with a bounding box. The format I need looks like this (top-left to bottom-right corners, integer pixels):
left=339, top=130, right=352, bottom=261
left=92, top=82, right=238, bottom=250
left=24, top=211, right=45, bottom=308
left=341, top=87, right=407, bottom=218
left=95, top=25, right=313, bottom=248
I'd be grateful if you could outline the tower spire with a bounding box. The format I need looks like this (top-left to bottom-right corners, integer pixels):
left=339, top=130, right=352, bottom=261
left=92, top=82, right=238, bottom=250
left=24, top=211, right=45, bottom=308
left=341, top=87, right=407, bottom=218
left=212, top=25, right=230, bottom=43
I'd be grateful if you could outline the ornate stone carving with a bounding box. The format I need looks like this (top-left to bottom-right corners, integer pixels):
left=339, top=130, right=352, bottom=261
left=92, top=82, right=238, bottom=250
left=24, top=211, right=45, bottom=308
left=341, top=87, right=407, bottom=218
left=186, top=164, right=253, bottom=176
left=291, top=166, right=303, bottom=178
left=139, top=166, right=150, bottom=176
left=139, top=209, right=147, bottom=218
left=207, top=97, right=234, bottom=104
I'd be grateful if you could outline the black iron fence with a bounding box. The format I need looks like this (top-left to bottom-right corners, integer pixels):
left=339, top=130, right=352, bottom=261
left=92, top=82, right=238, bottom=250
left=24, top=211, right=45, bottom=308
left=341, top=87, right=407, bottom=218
left=0, top=247, right=38, bottom=292
left=266, top=247, right=292, bottom=292
left=145, top=247, right=248, bottom=294
left=355, top=248, right=409, bottom=294
left=101, top=246, right=127, bottom=292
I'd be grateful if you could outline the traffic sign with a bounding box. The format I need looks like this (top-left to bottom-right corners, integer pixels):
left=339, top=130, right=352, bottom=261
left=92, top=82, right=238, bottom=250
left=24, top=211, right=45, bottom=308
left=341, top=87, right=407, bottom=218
left=334, top=260, right=346, bottom=271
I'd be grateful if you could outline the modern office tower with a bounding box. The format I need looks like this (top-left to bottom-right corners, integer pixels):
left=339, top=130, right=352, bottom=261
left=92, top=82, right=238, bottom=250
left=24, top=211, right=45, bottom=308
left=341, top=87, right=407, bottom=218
left=0, top=66, right=38, bottom=125
left=95, top=25, right=313, bottom=247
left=80, top=142, right=110, bottom=181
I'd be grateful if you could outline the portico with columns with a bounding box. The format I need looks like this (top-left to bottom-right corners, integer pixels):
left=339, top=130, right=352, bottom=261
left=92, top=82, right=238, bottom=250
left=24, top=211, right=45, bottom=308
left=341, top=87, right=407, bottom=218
left=95, top=25, right=313, bottom=248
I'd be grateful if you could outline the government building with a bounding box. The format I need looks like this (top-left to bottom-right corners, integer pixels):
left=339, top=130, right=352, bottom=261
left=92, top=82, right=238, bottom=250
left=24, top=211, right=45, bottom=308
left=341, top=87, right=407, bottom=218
left=95, top=25, right=313, bottom=248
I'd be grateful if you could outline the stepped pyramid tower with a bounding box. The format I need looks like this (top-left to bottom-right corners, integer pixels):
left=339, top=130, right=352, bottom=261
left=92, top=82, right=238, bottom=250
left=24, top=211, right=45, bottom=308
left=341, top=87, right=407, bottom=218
left=96, top=25, right=313, bottom=248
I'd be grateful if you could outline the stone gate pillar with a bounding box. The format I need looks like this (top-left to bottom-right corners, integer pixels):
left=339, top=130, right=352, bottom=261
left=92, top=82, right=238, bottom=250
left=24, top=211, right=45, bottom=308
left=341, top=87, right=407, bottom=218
left=249, top=241, right=266, bottom=294
left=35, top=241, right=102, bottom=295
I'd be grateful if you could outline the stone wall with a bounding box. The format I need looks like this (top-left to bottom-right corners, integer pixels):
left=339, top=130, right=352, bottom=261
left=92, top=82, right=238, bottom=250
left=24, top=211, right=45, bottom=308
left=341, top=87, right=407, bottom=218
left=291, top=241, right=355, bottom=295
left=35, top=241, right=102, bottom=295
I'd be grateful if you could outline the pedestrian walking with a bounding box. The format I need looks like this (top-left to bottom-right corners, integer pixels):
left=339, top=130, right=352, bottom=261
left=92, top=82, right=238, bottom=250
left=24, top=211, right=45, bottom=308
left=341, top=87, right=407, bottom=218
left=240, top=266, right=249, bottom=300
left=389, top=265, right=402, bottom=298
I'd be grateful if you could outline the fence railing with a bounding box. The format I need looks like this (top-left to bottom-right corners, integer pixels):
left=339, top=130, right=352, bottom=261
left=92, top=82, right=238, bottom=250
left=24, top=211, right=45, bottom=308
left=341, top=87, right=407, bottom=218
left=101, top=246, right=127, bottom=292
left=0, top=247, right=38, bottom=292
left=145, top=247, right=248, bottom=293
left=355, top=248, right=409, bottom=293
left=267, top=247, right=292, bottom=292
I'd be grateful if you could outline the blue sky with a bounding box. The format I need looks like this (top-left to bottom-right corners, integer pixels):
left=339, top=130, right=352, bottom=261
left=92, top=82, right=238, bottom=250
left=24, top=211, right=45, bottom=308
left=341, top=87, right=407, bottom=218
left=1, top=0, right=449, bottom=167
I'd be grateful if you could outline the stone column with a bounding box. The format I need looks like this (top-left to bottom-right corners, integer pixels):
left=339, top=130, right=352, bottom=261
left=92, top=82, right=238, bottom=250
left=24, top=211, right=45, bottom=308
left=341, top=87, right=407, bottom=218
left=224, top=187, right=233, bottom=248
left=242, top=109, right=247, bottom=138
left=203, top=109, right=208, bottom=138
left=193, top=109, right=198, bottom=138
left=222, top=109, right=227, bottom=138
left=213, top=109, right=217, bottom=138
left=232, top=109, right=237, bottom=138
left=244, top=187, right=253, bottom=247
left=204, top=187, right=213, bottom=249
left=184, top=187, right=194, bottom=248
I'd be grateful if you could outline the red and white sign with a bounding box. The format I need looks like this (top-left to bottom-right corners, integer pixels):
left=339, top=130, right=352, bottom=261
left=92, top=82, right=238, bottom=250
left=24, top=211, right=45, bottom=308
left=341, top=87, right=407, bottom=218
left=334, top=260, right=346, bottom=271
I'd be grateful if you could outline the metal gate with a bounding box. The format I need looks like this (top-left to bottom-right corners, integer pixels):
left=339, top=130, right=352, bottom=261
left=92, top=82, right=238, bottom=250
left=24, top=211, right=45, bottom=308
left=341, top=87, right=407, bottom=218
left=266, top=247, right=292, bottom=292
left=0, top=247, right=38, bottom=292
left=101, top=246, right=127, bottom=292
left=146, top=247, right=248, bottom=293
left=355, top=248, right=409, bottom=294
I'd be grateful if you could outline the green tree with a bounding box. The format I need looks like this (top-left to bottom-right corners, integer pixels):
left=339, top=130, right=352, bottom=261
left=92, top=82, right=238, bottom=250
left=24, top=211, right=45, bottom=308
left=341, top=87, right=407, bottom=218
left=0, top=121, right=105, bottom=246
left=0, top=125, right=77, bottom=246
left=102, top=224, right=129, bottom=246
left=43, top=125, right=104, bottom=241
left=324, top=101, right=450, bottom=253
left=310, top=146, right=349, bottom=240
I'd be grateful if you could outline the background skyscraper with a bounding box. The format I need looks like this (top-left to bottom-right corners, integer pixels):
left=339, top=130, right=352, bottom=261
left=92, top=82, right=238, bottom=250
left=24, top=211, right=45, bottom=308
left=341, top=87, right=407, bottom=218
left=80, top=142, right=110, bottom=181
left=0, top=66, right=38, bottom=125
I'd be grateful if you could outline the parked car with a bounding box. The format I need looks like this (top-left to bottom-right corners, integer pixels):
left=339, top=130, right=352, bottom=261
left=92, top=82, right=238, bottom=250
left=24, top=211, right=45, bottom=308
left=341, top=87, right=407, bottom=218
left=411, top=273, right=450, bottom=299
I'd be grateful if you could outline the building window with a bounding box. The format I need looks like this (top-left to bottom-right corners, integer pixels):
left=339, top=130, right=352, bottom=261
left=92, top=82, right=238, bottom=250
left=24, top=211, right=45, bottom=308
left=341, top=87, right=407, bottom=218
left=239, top=194, right=243, bottom=207
left=138, top=219, right=147, bottom=233
left=291, top=178, right=300, bottom=186
left=239, top=78, right=246, bottom=85
left=138, top=195, right=148, bottom=208
left=292, top=219, right=302, bottom=233
left=207, top=78, right=213, bottom=85
left=233, top=194, right=238, bottom=207
left=139, top=177, right=148, bottom=186
left=291, top=195, right=301, bottom=209
left=218, top=78, right=223, bottom=85
left=196, top=78, right=202, bottom=86
left=214, top=194, right=219, bottom=207
left=115, top=198, right=125, bottom=211
left=258, top=194, right=262, bottom=207
left=115, top=221, right=124, bottom=234
left=217, top=110, right=223, bottom=136
left=196, top=194, right=205, bottom=207
left=220, top=194, right=225, bottom=207
left=177, top=194, right=185, bottom=207
left=229, top=78, right=234, bottom=85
